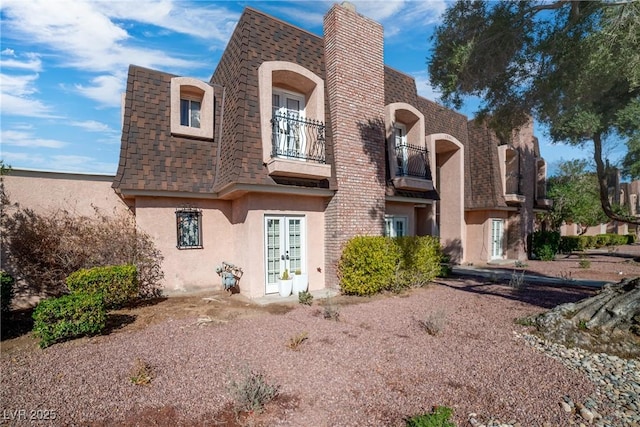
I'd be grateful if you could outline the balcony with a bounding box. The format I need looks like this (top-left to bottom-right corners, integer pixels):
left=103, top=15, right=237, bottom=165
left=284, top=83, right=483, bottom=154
left=392, top=142, right=433, bottom=191
left=505, top=172, right=525, bottom=204
left=267, top=111, right=331, bottom=180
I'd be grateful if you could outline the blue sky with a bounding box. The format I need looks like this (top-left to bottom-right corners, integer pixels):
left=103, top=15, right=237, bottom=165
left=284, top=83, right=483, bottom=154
left=0, top=0, right=600, bottom=175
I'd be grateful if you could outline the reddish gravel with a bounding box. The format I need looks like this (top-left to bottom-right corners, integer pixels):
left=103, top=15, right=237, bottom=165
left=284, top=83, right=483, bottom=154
left=1, top=279, right=599, bottom=426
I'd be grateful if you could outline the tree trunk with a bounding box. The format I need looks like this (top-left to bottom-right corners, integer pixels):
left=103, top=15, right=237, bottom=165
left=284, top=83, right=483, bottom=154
left=533, top=277, right=640, bottom=358
left=593, top=132, right=640, bottom=225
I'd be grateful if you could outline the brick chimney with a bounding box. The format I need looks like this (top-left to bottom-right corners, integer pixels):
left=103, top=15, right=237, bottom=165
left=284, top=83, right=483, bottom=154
left=323, top=2, right=386, bottom=286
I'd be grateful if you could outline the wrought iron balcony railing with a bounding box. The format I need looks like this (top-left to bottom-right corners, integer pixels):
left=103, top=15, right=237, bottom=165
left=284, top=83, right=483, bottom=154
left=394, top=142, right=432, bottom=180
left=271, top=111, right=326, bottom=163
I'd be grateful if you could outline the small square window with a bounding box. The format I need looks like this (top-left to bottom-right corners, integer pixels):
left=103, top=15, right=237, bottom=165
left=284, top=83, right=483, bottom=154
left=180, top=99, right=201, bottom=128
left=176, top=208, right=202, bottom=249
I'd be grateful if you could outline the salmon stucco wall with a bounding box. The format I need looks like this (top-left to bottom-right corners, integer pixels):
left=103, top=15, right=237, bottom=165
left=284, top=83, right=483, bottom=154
left=228, top=193, right=327, bottom=298
left=3, top=170, right=128, bottom=217
left=133, top=197, right=233, bottom=294
left=465, top=210, right=510, bottom=263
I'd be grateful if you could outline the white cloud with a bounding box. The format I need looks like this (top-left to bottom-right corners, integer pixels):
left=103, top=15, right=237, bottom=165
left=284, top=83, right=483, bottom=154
left=1, top=130, right=68, bottom=148
left=94, top=0, right=239, bottom=44
left=0, top=93, right=59, bottom=118
left=50, top=155, right=116, bottom=174
left=1, top=0, right=231, bottom=74
left=69, top=120, right=114, bottom=133
left=0, top=52, right=43, bottom=72
left=74, top=74, right=124, bottom=107
left=0, top=73, right=39, bottom=96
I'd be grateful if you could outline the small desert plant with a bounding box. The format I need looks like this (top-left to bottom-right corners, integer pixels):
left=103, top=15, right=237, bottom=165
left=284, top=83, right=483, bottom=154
left=322, top=294, right=340, bottom=321
left=130, top=357, right=154, bottom=385
left=280, top=269, right=290, bottom=280
left=286, top=331, right=309, bottom=351
left=557, top=271, right=573, bottom=283
left=514, top=316, right=536, bottom=327
left=419, top=310, right=446, bottom=336
left=298, top=290, right=313, bottom=305
left=578, top=319, right=588, bottom=330
left=578, top=256, right=591, bottom=269
left=405, top=406, right=455, bottom=427
left=514, top=260, right=528, bottom=268
left=508, top=269, right=525, bottom=289
left=229, top=368, right=280, bottom=414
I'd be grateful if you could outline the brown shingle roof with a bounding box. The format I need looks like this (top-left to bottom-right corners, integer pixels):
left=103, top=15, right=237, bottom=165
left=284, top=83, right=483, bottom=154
left=210, top=7, right=328, bottom=192
left=113, top=65, right=219, bottom=194
left=466, top=119, right=507, bottom=209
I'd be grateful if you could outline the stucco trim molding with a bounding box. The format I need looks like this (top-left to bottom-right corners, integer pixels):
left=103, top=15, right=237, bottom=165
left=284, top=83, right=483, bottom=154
left=258, top=61, right=326, bottom=176
left=170, top=77, right=214, bottom=140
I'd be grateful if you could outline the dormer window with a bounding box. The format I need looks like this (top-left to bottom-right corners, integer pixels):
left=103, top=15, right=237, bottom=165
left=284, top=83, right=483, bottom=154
left=181, top=98, right=201, bottom=128
left=171, top=77, right=214, bottom=139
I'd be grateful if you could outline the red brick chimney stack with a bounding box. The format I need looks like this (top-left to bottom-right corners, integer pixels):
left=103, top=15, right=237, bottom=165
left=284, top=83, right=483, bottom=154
left=323, top=2, right=386, bottom=286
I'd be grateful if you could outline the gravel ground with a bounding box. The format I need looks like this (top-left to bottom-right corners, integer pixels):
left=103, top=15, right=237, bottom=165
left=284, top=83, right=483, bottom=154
left=478, top=244, right=640, bottom=284
left=1, top=279, right=601, bottom=427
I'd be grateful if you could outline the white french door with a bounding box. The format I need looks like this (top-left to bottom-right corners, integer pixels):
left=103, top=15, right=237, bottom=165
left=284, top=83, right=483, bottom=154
left=491, top=219, right=504, bottom=260
left=272, top=89, right=306, bottom=159
left=394, top=123, right=408, bottom=176
left=264, top=216, right=306, bottom=294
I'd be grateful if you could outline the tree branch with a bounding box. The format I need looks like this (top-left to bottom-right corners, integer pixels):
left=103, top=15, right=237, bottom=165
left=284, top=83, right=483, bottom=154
left=593, top=132, right=640, bottom=225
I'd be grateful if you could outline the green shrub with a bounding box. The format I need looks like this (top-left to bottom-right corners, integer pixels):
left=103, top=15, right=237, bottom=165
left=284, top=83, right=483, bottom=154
left=32, top=292, right=106, bottom=348
left=1, top=270, right=15, bottom=314
left=531, top=230, right=560, bottom=261
left=405, top=406, right=455, bottom=427
left=579, top=257, right=591, bottom=269
left=338, top=236, right=400, bottom=296
left=66, top=264, right=138, bottom=309
left=298, top=290, right=313, bottom=305
left=338, top=236, right=444, bottom=296
left=396, top=236, right=443, bottom=288
left=594, top=234, right=609, bottom=248
left=627, top=233, right=637, bottom=244
left=559, top=236, right=583, bottom=253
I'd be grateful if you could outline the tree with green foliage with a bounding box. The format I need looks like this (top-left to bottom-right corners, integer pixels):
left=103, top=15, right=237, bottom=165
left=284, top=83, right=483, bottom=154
left=428, top=0, right=640, bottom=224
left=546, top=160, right=609, bottom=232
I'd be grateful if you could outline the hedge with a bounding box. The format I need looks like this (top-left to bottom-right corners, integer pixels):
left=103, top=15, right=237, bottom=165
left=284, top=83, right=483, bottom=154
left=558, top=233, right=632, bottom=253
left=32, top=292, right=106, bottom=348
left=66, top=264, right=138, bottom=309
left=338, top=235, right=443, bottom=296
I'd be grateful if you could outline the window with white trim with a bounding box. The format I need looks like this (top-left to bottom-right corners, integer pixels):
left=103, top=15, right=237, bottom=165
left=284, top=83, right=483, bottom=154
left=170, top=77, right=214, bottom=139
left=176, top=208, right=202, bottom=249
left=180, top=98, right=201, bottom=128
left=384, top=215, right=407, bottom=237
